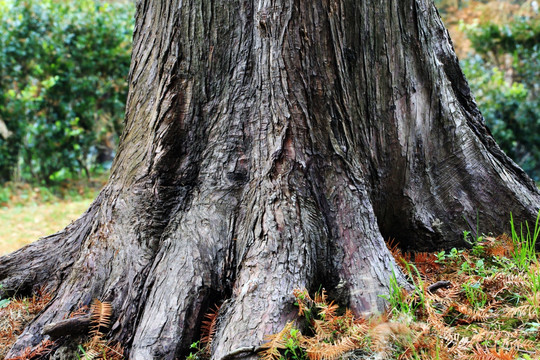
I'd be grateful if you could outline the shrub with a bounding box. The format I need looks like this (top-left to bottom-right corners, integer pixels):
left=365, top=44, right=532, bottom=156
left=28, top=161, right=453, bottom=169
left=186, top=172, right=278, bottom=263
left=461, top=14, right=540, bottom=181
left=0, top=0, right=134, bottom=184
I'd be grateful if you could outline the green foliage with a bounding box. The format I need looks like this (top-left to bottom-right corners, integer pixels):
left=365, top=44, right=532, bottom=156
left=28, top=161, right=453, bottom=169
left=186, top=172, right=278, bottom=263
left=0, top=0, right=134, bottom=184
left=381, top=264, right=425, bottom=319
left=510, top=210, right=540, bottom=270
left=76, top=345, right=92, bottom=360
left=381, top=269, right=408, bottom=317
left=384, top=226, right=540, bottom=358
left=461, top=15, right=540, bottom=180
left=435, top=247, right=464, bottom=264
left=461, top=280, right=488, bottom=309
left=0, top=186, right=10, bottom=204
left=459, top=258, right=488, bottom=277
left=463, top=228, right=486, bottom=257
left=186, top=341, right=203, bottom=360
left=526, top=266, right=540, bottom=309
left=0, top=284, right=10, bottom=308
left=262, top=290, right=366, bottom=360
left=435, top=0, right=476, bottom=14
left=0, top=298, right=10, bottom=308
left=282, top=328, right=307, bottom=360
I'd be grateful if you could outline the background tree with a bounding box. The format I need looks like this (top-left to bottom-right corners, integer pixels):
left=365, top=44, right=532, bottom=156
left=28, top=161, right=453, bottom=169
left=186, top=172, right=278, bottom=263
left=1, top=0, right=539, bottom=359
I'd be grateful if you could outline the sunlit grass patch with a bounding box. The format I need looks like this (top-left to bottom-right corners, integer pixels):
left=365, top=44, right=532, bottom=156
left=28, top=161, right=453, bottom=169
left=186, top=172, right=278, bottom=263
left=0, top=199, right=93, bottom=255
left=0, top=176, right=105, bottom=255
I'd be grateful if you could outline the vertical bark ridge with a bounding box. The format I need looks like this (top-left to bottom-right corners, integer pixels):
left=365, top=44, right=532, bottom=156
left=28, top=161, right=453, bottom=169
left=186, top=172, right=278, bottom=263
left=403, top=0, right=540, bottom=247
left=5, top=1, right=235, bottom=356
left=212, top=166, right=326, bottom=359
left=128, top=2, right=259, bottom=357
left=209, top=2, right=403, bottom=356
left=128, top=90, right=251, bottom=358
left=317, top=165, right=403, bottom=315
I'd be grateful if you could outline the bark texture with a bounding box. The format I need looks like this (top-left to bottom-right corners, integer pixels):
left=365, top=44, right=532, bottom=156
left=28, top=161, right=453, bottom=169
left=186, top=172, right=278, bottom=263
left=1, top=0, right=539, bottom=359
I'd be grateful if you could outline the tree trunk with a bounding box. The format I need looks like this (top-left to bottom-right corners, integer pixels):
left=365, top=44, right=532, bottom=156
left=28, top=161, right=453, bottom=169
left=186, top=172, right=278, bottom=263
left=1, top=0, right=539, bottom=359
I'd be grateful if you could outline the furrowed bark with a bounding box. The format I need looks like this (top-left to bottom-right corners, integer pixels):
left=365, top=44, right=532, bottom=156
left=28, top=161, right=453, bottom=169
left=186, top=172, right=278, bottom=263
left=2, top=0, right=539, bottom=359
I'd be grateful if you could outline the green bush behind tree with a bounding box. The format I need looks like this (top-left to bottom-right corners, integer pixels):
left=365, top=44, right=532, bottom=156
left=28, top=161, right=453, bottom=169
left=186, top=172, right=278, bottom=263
left=0, top=0, right=134, bottom=185
left=461, top=15, right=540, bottom=181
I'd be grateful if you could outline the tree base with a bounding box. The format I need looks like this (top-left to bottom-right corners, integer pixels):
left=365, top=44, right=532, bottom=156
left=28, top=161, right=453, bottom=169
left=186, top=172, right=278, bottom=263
left=1, top=0, right=539, bottom=358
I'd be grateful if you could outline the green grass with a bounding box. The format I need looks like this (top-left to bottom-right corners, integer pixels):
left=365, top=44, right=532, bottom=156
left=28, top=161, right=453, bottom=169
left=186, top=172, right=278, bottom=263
left=0, top=176, right=105, bottom=255
left=0, top=198, right=94, bottom=255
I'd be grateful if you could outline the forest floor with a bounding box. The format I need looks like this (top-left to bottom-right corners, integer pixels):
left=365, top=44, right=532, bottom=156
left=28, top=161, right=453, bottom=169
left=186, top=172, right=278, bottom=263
left=0, top=199, right=93, bottom=256
left=250, top=226, right=540, bottom=360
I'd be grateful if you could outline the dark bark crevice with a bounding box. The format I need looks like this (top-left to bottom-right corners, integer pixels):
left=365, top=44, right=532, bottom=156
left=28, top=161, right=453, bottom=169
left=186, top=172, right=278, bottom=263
left=41, top=315, right=92, bottom=339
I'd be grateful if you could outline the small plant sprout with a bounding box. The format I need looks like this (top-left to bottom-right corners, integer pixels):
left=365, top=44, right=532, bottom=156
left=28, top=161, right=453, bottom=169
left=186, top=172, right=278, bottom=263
left=462, top=280, right=488, bottom=309
left=510, top=210, right=540, bottom=270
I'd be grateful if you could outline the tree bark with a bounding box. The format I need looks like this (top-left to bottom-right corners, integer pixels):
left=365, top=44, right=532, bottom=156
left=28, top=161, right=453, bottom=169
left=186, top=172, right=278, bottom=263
left=1, top=0, right=539, bottom=359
